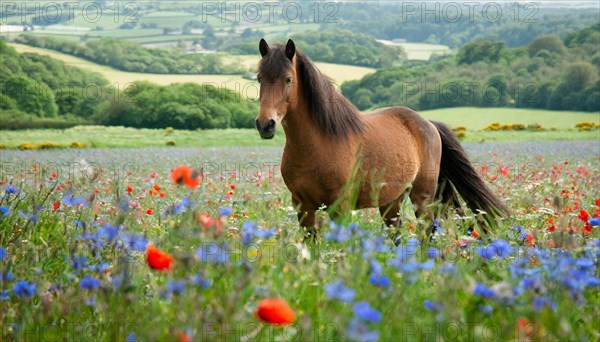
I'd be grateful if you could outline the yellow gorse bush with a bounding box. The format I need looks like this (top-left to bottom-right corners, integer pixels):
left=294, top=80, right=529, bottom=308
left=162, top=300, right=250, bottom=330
left=575, top=121, right=600, bottom=131
left=19, top=143, right=38, bottom=150
left=483, top=122, right=545, bottom=131
left=40, top=142, right=64, bottom=149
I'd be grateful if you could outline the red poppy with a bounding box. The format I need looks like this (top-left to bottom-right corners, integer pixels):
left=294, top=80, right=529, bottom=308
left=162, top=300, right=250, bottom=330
left=578, top=209, right=589, bottom=222
left=153, top=184, right=161, bottom=191
left=159, top=192, right=166, bottom=198
left=255, top=298, right=296, bottom=325
left=176, top=331, right=191, bottom=342
left=52, top=201, right=60, bottom=211
left=126, top=185, right=133, bottom=193
left=146, top=246, right=173, bottom=271
left=170, top=166, right=200, bottom=189
left=471, top=229, right=479, bottom=238
left=230, top=184, right=236, bottom=190
left=146, top=208, right=153, bottom=215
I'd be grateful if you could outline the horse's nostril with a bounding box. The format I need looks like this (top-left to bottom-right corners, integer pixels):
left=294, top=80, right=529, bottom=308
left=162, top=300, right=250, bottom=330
left=267, top=119, right=276, bottom=130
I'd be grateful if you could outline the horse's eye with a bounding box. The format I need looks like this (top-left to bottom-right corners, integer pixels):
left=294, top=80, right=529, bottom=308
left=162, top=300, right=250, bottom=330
left=257, top=77, right=261, bottom=84
left=285, top=76, right=293, bottom=84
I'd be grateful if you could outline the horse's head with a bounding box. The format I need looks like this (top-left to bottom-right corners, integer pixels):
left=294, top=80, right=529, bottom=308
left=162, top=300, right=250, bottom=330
left=255, top=39, right=299, bottom=139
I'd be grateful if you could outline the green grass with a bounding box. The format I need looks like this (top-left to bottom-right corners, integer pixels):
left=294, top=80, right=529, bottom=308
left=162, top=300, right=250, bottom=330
left=420, top=107, right=600, bottom=130
left=0, top=123, right=597, bottom=149
left=0, top=141, right=598, bottom=341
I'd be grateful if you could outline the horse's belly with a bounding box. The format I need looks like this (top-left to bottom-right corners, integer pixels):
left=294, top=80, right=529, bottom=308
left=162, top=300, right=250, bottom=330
left=281, top=163, right=347, bottom=208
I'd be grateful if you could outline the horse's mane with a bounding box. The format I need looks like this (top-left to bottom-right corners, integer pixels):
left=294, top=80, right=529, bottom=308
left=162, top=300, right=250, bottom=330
left=258, top=45, right=365, bottom=139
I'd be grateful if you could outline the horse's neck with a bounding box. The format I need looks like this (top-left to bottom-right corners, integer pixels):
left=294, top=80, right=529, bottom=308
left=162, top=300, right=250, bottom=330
left=282, top=99, right=329, bottom=156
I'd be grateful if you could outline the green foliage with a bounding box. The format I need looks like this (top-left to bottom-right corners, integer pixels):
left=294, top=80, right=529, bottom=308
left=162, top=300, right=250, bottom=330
left=334, top=3, right=599, bottom=49
left=528, top=35, right=566, bottom=57
left=457, top=39, right=504, bottom=65
left=95, top=81, right=256, bottom=130
left=14, top=35, right=241, bottom=74
left=0, top=41, right=257, bottom=130
left=343, top=25, right=600, bottom=112
left=229, top=29, right=406, bottom=68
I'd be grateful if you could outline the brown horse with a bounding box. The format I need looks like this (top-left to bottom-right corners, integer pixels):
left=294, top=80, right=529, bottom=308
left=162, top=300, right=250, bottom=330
left=255, top=39, right=508, bottom=239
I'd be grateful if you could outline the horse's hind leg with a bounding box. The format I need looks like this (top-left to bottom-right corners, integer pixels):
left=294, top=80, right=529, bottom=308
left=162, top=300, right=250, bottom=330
left=379, top=191, right=408, bottom=243
left=410, top=175, right=439, bottom=237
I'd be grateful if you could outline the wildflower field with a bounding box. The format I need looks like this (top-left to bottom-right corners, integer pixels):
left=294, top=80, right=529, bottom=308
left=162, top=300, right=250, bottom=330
left=1, top=140, right=599, bottom=341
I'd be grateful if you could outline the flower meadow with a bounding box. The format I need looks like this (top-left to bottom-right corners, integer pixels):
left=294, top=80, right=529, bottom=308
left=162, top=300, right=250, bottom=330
left=0, top=141, right=599, bottom=341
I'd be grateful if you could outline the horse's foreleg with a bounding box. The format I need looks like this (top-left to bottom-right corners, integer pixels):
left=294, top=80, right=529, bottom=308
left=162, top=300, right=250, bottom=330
left=293, top=195, right=318, bottom=241
left=297, top=210, right=317, bottom=241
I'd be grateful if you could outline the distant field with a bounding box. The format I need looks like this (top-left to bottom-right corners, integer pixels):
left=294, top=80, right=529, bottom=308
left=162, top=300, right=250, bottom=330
left=9, top=43, right=375, bottom=88
left=419, top=107, right=600, bottom=130
left=377, top=40, right=451, bottom=61
left=1, top=124, right=597, bottom=149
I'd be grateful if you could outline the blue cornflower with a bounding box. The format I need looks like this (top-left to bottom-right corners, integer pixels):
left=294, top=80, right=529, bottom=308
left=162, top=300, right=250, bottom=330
left=393, top=238, right=419, bottom=264
left=478, top=304, right=493, bottom=314
left=513, top=224, right=527, bottom=240
left=127, top=332, right=136, bottom=342
left=4, top=185, right=18, bottom=197
left=196, top=243, right=229, bottom=263
left=423, top=300, right=436, bottom=311
left=473, top=283, right=495, bottom=299
left=241, top=221, right=277, bottom=240
left=369, top=275, right=390, bottom=287
left=0, top=290, right=9, bottom=300
left=353, top=302, right=381, bottom=323
left=120, top=234, right=148, bottom=252
left=62, top=194, right=86, bottom=207
left=369, top=259, right=384, bottom=276
left=88, top=262, right=110, bottom=273
left=426, top=248, right=441, bottom=259
left=326, top=222, right=351, bottom=242
left=70, top=255, right=88, bottom=274
left=1, top=271, right=13, bottom=282
left=80, top=275, right=100, bottom=290
left=85, top=296, right=97, bottom=307
left=0, top=206, right=9, bottom=217
left=589, top=217, right=600, bottom=226
left=0, top=246, right=6, bottom=261
left=166, top=280, right=185, bottom=296
left=96, top=224, right=120, bottom=243
left=362, top=236, right=390, bottom=258
left=347, top=318, right=379, bottom=342
left=13, top=280, right=36, bottom=298
left=433, top=220, right=445, bottom=234
left=489, top=240, right=511, bottom=258
left=218, top=207, right=233, bottom=216
left=477, top=247, right=494, bottom=260
left=18, top=210, right=38, bottom=225
left=191, top=274, right=210, bottom=288
left=324, top=280, right=356, bottom=302
left=575, top=258, right=595, bottom=271
left=478, top=240, right=512, bottom=260
left=533, top=297, right=556, bottom=312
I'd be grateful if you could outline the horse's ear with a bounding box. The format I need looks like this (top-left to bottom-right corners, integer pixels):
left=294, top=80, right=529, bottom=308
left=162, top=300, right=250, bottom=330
left=285, top=39, right=295, bottom=61
left=259, top=38, right=269, bottom=57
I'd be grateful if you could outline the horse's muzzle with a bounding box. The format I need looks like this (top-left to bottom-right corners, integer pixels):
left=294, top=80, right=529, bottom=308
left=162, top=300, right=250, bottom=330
left=255, top=118, right=276, bottom=139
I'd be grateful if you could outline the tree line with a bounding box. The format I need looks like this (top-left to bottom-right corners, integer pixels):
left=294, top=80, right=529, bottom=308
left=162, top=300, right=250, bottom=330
left=342, top=25, right=599, bottom=112
left=0, top=40, right=257, bottom=130
left=14, top=35, right=242, bottom=75
left=228, top=29, right=405, bottom=68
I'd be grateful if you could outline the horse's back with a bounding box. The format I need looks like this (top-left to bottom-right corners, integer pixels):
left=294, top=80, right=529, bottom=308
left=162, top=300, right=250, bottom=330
left=363, top=106, right=441, bottom=158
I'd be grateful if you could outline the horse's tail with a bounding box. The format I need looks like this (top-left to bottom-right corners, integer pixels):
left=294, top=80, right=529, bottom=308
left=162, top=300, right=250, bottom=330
left=431, top=121, right=509, bottom=229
